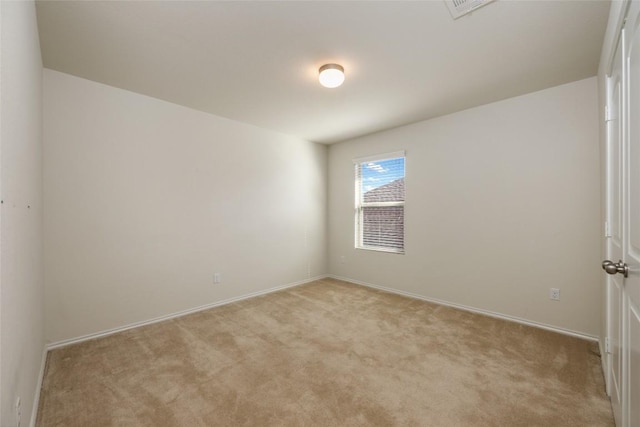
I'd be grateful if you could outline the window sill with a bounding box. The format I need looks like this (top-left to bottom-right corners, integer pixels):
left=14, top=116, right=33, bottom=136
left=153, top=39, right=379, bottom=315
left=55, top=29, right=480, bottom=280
left=356, top=246, right=405, bottom=255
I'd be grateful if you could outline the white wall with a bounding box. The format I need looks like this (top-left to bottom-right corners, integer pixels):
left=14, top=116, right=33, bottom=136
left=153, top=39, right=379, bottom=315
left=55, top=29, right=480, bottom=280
left=328, top=77, right=602, bottom=337
left=1, top=1, right=45, bottom=426
left=43, top=70, right=327, bottom=344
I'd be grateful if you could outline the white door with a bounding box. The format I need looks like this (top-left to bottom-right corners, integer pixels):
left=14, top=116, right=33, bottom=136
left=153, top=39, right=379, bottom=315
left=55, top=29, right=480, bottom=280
left=605, top=3, right=640, bottom=426
left=623, top=2, right=640, bottom=425
left=606, top=35, right=624, bottom=426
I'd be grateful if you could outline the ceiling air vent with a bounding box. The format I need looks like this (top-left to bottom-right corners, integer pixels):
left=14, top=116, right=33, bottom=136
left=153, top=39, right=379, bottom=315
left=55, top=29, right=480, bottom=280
left=445, top=0, right=496, bottom=19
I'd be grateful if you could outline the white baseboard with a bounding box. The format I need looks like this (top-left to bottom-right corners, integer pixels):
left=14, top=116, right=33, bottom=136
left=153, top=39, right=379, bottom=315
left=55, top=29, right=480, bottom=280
left=329, top=274, right=599, bottom=342
left=29, top=345, right=48, bottom=427
left=47, top=275, right=328, bottom=350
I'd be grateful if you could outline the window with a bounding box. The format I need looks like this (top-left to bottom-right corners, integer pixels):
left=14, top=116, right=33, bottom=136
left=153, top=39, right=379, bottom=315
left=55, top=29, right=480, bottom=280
left=354, top=152, right=405, bottom=253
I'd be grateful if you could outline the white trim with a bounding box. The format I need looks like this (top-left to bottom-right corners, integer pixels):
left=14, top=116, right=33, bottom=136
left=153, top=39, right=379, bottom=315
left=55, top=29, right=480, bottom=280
left=29, top=347, right=48, bottom=427
left=361, top=201, right=404, bottom=208
left=46, top=275, right=328, bottom=350
left=355, top=246, right=405, bottom=255
left=600, top=0, right=630, bottom=77
left=352, top=150, right=405, bottom=164
left=329, top=275, right=599, bottom=342
left=354, top=153, right=406, bottom=253
left=600, top=337, right=610, bottom=397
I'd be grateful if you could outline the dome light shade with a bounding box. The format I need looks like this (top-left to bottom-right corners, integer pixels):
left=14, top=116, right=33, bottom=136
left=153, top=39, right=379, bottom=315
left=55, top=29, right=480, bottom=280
left=318, top=64, right=345, bottom=88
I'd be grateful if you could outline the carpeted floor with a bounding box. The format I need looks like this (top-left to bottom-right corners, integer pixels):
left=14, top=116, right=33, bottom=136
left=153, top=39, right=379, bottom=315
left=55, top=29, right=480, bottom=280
left=36, top=278, right=614, bottom=426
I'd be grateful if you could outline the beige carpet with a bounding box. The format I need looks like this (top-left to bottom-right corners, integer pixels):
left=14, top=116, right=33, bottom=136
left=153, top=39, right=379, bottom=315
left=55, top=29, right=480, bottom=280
left=36, top=278, right=614, bottom=426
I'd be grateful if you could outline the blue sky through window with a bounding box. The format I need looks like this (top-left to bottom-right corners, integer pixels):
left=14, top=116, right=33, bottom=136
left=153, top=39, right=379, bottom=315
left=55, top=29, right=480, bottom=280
left=361, top=157, right=405, bottom=193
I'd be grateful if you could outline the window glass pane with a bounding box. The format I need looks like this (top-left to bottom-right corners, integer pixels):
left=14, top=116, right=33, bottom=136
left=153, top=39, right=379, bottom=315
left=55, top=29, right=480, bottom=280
left=360, top=158, right=405, bottom=201
left=362, top=206, right=404, bottom=250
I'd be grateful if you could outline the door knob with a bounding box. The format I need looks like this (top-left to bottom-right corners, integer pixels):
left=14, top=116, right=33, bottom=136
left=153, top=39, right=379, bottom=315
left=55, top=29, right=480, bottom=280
left=602, top=260, right=629, bottom=278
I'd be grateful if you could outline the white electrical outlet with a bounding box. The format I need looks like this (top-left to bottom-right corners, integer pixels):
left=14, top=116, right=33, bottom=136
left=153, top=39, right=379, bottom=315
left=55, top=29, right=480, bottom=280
left=550, top=288, right=560, bottom=301
left=213, top=273, right=221, bottom=284
left=340, top=255, right=346, bottom=264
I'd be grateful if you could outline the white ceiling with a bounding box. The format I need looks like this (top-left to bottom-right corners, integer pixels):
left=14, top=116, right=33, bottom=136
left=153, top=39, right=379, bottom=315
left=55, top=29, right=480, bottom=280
left=35, top=0, right=610, bottom=144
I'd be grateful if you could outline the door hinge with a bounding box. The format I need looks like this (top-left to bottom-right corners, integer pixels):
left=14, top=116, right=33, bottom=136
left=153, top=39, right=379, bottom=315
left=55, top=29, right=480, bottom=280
left=605, top=337, right=611, bottom=354
left=605, top=221, right=612, bottom=238
left=605, top=105, right=618, bottom=122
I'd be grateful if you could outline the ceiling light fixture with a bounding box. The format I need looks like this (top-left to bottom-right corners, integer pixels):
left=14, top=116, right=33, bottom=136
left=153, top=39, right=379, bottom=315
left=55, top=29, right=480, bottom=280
left=318, top=63, right=345, bottom=88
